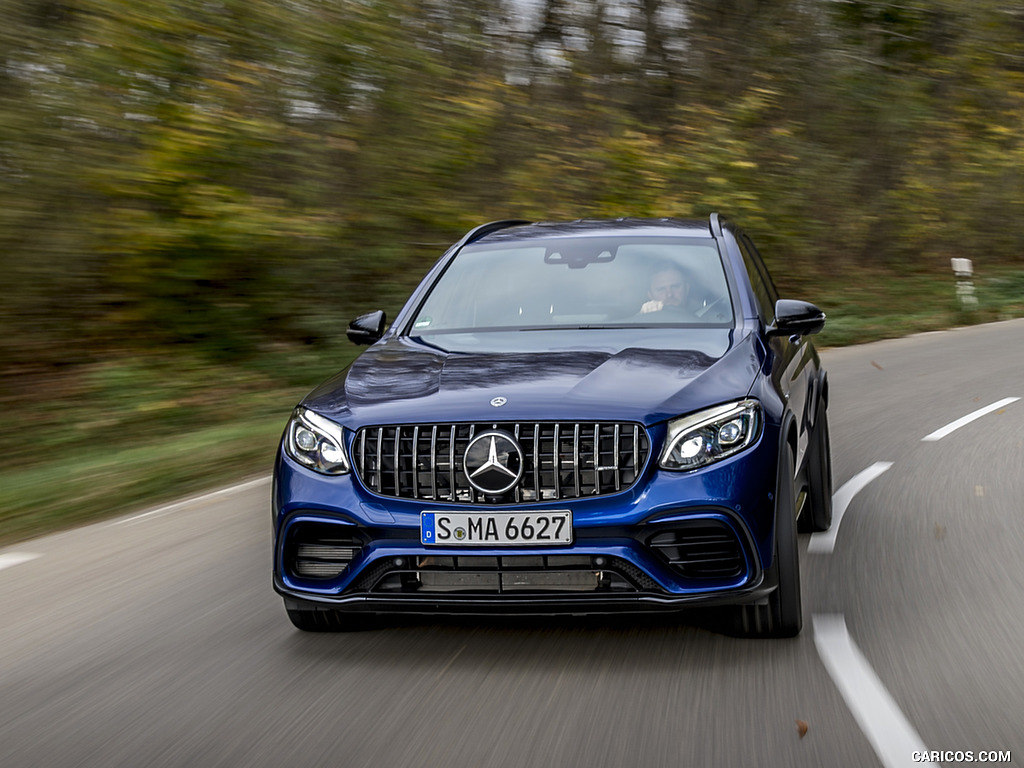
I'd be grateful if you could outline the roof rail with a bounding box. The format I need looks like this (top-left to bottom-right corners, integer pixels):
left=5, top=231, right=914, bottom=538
left=459, top=219, right=532, bottom=248
left=709, top=212, right=724, bottom=238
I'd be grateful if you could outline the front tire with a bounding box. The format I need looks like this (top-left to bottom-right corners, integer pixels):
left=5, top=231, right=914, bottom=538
left=800, top=392, right=833, bottom=533
left=286, top=606, right=376, bottom=632
left=736, top=445, right=803, bottom=638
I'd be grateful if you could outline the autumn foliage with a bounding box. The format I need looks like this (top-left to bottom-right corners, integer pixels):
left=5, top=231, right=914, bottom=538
left=3, top=0, right=1024, bottom=375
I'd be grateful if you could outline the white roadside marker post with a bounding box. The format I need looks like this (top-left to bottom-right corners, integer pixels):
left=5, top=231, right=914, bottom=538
left=951, top=257, right=978, bottom=310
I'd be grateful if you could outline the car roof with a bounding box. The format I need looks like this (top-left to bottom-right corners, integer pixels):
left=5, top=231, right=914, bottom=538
left=472, top=218, right=715, bottom=245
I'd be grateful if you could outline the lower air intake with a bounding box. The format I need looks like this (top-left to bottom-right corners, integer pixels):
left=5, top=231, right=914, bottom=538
left=647, top=520, right=745, bottom=580
left=355, top=554, right=659, bottom=594
left=285, top=522, right=363, bottom=580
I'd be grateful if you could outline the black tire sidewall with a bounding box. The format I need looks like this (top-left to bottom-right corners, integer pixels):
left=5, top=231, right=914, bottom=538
left=806, top=396, right=833, bottom=532
left=770, top=445, right=803, bottom=636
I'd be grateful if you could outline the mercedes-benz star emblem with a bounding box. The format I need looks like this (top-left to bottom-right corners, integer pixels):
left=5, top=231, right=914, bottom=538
left=490, top=397, right=507, bottom=407
left=463, top=430, right=523, bottom=495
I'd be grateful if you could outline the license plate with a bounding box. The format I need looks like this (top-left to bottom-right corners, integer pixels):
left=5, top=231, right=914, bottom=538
left=421, top=511, right=573, bottom=546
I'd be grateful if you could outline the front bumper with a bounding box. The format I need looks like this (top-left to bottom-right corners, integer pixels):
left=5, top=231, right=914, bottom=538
left=272, top=422, right=782, bottom=616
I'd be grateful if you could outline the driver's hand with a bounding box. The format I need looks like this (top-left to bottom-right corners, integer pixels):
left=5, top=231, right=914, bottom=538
left=640, top=300, right=663, bottom=314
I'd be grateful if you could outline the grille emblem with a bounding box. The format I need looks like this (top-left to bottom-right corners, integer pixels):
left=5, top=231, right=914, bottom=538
left=490, top=397, right=507, bottom=407
left=463, top=431, right=523, bottom=494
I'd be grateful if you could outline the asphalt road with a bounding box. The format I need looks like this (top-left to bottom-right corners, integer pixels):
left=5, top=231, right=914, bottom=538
left=2, top=319, right=1023, bottom=768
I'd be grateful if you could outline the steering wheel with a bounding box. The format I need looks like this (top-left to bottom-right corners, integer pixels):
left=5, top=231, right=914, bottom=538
left=695, top=295, right=727, bottom=320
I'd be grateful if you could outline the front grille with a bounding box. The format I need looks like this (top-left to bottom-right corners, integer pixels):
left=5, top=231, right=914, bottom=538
left=353, top=554, right=659, bottom=594
left=353, top=422, right=649, bottom=504
left=647, top=521, right=746, bottom=580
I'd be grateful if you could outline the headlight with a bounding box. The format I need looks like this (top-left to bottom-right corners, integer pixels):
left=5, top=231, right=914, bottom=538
left=284, top=408, right=350, bottom=475
left=660, top=399, right=762, bottom=471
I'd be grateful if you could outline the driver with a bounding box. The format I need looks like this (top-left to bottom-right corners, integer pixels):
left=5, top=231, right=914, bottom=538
left=640, top=264, right=690, bottom=315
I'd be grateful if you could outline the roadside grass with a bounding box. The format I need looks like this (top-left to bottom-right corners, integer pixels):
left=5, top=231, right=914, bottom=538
left=809, top=266, right=1024, bottom=347
left=2, top=267, right=1023, bottom=547
left=0, top=342, right=360, bottom=547
left=0, top=419, right=285, bottom=545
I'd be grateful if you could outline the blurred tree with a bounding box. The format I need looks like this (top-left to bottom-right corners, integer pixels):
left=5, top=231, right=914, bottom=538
left=2, top=0, right=1024, bottom=393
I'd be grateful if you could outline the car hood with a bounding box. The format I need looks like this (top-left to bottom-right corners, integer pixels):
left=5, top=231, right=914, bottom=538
left=303, top=329, right=761, bottom=430
left=302, top=328, right=764, bottom=427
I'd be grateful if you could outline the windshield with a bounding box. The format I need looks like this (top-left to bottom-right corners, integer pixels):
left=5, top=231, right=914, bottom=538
left=410, top=236, right=734, bottom=334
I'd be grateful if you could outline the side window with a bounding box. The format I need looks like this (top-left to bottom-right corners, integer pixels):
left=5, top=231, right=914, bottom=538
left=737, top=235, right=776, bottom=324
left=743, top=235, right=779, bottom=302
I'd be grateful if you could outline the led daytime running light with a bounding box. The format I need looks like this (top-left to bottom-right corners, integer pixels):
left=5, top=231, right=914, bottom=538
left=660, top=399, right=761, bottom=471
left=285, top=408, right=350, bottom=475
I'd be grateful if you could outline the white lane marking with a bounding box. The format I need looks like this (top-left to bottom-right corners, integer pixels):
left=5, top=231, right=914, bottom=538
left=808, top=462, right=893, bottom=555
left=922, top=397, right=1020, bottom=442
left=814, top=614, right=935, bottom=768
left=0, top=553, right=41, bottom=572
left=112, top=475, right=271, bottom=526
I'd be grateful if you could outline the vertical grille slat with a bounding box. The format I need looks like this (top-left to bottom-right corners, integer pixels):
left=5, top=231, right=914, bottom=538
left=393, top=426, right=401, bottom=496
left=354, top=422, right=648, bottom=504
left=532, top=425, right=541, bottom=501
left=552, top=424, right=561, bottom=501
left=465, top=425, right=476, bottom=503
left=513, top=424, right=522, bottom=503
left=572, top=423, right=581, bottom=498
left=375, top=427, right=383, bottom=494
left=411, top=426, right=420, bottom=500
left=613, top=425, right=621, bottom=491
left=358, top=430, right=367, bottom=483
left=430, top=426, right=438, bottom=501
left=632, top=425, right=640, bottom=485
left=448, top=425, right=457, bottom=501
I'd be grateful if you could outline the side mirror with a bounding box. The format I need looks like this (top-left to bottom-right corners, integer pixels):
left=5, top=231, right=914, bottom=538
left=767, top=300, right=826, bottom=337
left=346, top=310, right=387, bottom=345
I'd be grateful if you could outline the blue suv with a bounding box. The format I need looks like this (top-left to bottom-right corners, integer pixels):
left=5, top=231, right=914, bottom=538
left=272, top=215, right=831, bottom=637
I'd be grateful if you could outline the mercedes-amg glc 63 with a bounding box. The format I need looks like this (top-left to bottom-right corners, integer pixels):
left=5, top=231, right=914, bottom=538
left=272, top=215, right=831, bottom=637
